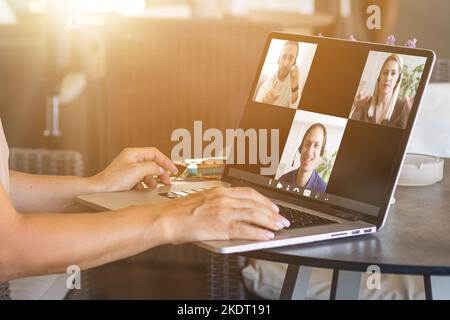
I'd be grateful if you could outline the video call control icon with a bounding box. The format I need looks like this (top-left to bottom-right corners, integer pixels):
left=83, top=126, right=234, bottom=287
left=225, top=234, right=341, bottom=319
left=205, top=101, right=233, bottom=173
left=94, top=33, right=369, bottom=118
left=268, top=179, right=324, bottom=201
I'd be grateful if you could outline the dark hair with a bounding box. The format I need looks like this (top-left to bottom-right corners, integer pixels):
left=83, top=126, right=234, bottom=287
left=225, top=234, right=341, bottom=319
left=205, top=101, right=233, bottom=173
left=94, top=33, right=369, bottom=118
left=299, top=123, right=327, bottom=157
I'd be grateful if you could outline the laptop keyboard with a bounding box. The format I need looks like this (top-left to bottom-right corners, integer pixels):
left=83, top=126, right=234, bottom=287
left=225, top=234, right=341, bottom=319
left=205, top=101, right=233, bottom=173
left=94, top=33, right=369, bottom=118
left=278, top=205, right=337, bottom=229
left=159, top=189, right=337, bottom=230
left=158, top=188, right=213, bottom=200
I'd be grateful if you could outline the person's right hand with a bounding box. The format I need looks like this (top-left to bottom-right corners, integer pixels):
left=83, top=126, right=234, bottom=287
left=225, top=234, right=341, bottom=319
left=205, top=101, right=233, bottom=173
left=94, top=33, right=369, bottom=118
left=262, top=80, right=281, bottom=104
left=154, top=187, right=291, bottom=244
left=354, top=91, right=370, bottom=107
left=91, top=147, right=177, bottom=193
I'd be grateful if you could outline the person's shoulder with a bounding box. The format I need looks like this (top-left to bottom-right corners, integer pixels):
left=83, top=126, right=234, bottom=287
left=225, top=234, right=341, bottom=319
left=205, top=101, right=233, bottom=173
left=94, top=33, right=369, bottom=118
left=397, top=96, right=414, bottom=109
left=280, top=170, right=297, bottom=183
left=255, top=73, right=273, bottom=99
left=390, top=96, right=414, bottom=129
left=313, top=171, right=327, bottom=192
left=393, top=96, right=414, bottom=117
left=262, top=72, right=277, bottom=85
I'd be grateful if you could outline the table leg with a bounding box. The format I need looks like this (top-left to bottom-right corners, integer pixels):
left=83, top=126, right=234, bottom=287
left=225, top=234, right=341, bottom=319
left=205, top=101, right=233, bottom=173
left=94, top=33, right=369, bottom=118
left=280, top=265, right=313, bottom=300
left=330, top=270, right=362, bottom=300
left=424, top=276, right=450, bottom=300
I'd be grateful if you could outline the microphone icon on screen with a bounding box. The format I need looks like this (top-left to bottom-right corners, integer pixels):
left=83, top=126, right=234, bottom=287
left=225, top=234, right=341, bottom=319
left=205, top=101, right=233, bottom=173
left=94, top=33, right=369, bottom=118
left=292, top=149, right=300, bottom=167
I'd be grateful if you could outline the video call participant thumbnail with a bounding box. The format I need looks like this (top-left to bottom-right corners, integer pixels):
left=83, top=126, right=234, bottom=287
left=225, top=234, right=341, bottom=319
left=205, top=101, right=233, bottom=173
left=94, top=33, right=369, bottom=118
left=255, top=41, right=301, bottom=109
left=351, top=54, right=413, bottom=129
left=280, top=123, right=328, bottom=193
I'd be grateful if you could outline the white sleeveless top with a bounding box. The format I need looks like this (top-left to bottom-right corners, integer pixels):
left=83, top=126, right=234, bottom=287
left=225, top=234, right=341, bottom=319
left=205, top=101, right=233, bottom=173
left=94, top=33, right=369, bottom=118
left=0, top=119, right=10, bottom=194
left=1, top=118, right=68, bottom=300
left=0, top=119, right=10, bottom=299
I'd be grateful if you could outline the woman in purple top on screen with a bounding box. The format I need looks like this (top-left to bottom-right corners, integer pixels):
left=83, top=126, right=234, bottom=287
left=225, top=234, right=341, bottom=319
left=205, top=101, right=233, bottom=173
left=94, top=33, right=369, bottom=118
left=280, top=123, right=328, bottom=193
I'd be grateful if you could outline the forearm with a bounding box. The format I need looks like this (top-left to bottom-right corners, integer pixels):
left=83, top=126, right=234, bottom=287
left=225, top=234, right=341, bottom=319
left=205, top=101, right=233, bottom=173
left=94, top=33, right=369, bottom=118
left=1, top=205, right=167, bottom=282
left=256, top=85, right=268, bottom=103
left=10, top=171, right=102, bottom=213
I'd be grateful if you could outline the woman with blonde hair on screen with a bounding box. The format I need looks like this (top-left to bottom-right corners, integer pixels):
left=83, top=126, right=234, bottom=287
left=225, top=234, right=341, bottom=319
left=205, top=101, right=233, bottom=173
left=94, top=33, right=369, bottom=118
left=351, top=54, right=413, bottom=129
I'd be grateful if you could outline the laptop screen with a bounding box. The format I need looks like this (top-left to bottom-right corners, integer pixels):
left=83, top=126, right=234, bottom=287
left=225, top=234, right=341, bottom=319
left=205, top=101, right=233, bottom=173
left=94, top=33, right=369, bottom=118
left=223, top=33, right=435, bottom=225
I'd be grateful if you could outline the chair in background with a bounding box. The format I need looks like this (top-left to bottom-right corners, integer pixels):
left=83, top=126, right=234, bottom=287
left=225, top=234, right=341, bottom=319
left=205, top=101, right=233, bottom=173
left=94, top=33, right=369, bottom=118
left=431, top=59, right=450, bottom=82
left=8, top=147, right=90, bottom=300
left=7, top=147, right=210, bottom=299
left=207, top=253, right=247, bottom=300
left=9, top=148, right=84, bottom=176
left=0, top=282, right=10, bottom=300
left=206, top=58, right=450, bottom=300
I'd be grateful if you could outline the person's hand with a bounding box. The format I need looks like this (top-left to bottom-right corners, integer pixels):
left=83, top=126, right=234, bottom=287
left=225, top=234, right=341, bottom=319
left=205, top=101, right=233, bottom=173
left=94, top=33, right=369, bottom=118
left=290, top=65, right=300, bottom=90
left=92, top=147, right=178, bottom=192
left=262, top=79, right=281, bottom=104
left=154, top=187, right=291, bottom=244
left=354, top=91, right=370, bottom=105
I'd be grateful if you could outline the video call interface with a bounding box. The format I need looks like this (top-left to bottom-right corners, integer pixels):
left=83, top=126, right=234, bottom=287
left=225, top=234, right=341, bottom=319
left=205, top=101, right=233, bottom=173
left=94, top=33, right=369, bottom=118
left=232, top=38, right=428, bottom=217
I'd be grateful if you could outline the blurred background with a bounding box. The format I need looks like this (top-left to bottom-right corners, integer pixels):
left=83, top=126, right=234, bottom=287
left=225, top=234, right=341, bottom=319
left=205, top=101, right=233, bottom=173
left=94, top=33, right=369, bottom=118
left=1, top=0, right=449, bottom=299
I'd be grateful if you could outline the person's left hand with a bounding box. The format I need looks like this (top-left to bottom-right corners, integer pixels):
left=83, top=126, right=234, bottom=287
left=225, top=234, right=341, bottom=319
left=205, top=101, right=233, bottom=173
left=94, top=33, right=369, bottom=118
left=290, top=65, right=300, bottom=90
left=91, top=147, right=178, bottom=192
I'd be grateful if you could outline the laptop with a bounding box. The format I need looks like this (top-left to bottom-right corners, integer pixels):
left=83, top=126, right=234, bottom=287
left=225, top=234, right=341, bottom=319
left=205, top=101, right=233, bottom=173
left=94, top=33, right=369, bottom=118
left=78, top=32, right=435, bottom=254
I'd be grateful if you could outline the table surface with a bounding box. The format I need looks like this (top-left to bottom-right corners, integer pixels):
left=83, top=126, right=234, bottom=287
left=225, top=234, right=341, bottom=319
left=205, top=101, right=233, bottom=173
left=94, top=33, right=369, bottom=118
left=244, top=162, right=450, bottom=276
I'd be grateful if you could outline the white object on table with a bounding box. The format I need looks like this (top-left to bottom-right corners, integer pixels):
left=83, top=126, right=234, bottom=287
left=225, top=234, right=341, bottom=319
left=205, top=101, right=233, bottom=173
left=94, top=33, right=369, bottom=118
left=398, top=154, right=444, bottom=187
left=408, top=83, right=450, bottom=158
left=401, top=83, right=450, bottom=186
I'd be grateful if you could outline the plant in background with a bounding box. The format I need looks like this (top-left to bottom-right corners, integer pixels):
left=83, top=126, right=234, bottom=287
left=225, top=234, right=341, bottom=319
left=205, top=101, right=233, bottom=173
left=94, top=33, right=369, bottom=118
left=385, top=35, right=397, bottom=46
left=316, top=150, right=338, bottom=183
left=384, top=36, right=423, bottom=99
left=405, top=38, right=418, bottom=48
left=401, top=63, right=424, bottom=99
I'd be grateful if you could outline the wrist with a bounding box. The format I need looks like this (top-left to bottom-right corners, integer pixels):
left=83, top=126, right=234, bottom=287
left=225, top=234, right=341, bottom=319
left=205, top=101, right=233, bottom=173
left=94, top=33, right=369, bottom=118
left=119, top=204, right=169, bottom=250
left=291, top=85, right=299, bottom=93
left=86, top=173, right=109, bottom=194
left=150, top=202, right=183, bottom=245
left=139, top=204, right=170, bottom=247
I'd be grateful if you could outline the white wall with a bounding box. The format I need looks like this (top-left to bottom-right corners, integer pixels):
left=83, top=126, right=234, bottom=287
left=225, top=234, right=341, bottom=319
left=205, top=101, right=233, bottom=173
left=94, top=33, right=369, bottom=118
left=396, top=0, right=450, bottom=58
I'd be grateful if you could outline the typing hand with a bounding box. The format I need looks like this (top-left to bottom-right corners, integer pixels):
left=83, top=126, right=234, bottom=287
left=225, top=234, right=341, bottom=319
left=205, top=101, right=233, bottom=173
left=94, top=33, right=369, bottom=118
left=92, top=147, right=178, bottom=192
left=154, top=187, right=291, bottom=244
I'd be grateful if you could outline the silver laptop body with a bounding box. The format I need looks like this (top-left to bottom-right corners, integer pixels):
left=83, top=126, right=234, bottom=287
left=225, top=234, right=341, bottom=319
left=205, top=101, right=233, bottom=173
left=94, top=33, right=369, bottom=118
left=78, top=32, right=435, bottom=254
